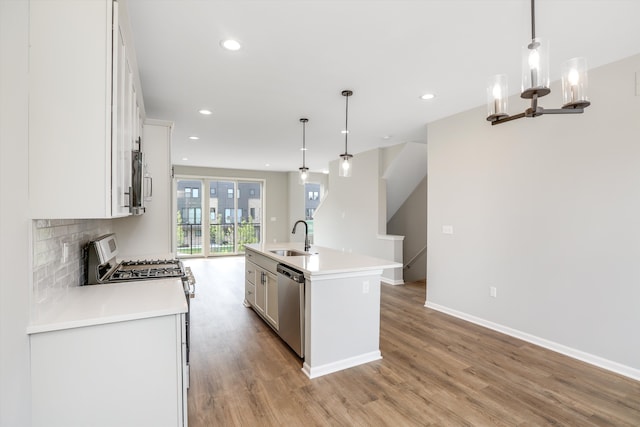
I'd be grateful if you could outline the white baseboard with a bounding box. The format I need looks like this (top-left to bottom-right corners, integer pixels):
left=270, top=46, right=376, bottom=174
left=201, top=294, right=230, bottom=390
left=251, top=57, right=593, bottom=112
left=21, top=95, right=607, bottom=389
left=302, top=351, right=382, bottom=379
left=425, top=301, right=640, bottom=382
left=381, top=278, right=404, bottom=286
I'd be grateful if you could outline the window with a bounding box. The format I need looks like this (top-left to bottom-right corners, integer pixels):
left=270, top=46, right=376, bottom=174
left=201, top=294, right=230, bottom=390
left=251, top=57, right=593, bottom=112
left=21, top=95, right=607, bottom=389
left=306, top=208, right=314, bottom=220
left=304, top=182, right=321, bottom=240
left=177, top=178, right=263, bottom=257
left=186, top=208, right=201, bottom=224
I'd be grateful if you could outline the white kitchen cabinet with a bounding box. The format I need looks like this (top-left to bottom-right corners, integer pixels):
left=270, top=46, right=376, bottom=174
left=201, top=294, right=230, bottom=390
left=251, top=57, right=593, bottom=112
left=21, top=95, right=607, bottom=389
left=245, top=249, right=279, bottom=329
left=111, top=19, right=134, bottom=217
left=245, top=260, right=257, bottom=306
left=113, top=121, right=174, bottom=259
left=254, top=264, right=267, bottom=315
left=30, top=314, right=187, bottom=427
left=265, top=270, right=279, bottom=327
left=28, top=0, right=143, bottom=218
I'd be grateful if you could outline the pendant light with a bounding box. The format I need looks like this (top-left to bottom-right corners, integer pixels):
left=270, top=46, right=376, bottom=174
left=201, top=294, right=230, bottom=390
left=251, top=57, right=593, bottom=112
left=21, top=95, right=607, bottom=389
left=298, top=118, right=309, bottom=184
left=486, top=0, right=590, bottom=125
left=338, top=90, right=353, bottom=177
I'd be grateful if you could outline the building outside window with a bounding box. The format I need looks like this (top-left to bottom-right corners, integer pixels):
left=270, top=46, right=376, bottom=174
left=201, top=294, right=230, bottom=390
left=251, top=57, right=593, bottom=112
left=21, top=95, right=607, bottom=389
left=304, top=182, right=321, bottom=240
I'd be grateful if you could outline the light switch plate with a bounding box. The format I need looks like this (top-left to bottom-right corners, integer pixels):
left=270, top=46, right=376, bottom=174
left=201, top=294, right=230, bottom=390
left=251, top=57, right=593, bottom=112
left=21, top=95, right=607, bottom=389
left=442, top=225, right=454, bottom=234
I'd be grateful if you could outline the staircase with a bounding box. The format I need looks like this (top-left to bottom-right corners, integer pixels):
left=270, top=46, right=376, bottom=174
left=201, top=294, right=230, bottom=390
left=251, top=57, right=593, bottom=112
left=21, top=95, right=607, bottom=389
left=383, top=142, right=428, bottom=219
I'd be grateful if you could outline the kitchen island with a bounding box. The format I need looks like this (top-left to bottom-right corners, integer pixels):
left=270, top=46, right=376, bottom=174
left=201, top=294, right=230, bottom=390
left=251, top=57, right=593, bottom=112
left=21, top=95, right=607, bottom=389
left=244, top=243, right=401, bottom=379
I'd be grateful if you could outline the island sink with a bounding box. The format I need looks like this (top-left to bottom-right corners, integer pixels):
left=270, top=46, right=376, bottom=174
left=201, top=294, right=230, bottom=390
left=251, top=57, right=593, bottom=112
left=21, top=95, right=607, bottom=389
left=269, top=249, right=309, bottom=257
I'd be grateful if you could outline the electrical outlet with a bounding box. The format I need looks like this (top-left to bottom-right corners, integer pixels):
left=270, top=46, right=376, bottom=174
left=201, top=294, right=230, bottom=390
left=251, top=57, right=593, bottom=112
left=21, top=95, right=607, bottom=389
left=61, top=242, right=69, bottom=263
left=490, top=286, right=497, bottom=298
left=363, top=281, right=370, bottom=294
left=442, top=225, right=454, bottom=234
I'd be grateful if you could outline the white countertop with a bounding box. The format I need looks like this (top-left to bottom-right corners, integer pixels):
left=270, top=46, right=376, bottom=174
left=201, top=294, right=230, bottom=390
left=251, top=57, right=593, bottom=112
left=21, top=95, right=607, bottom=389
left=28, top=278, right=188, bottom=335
left=245, top=243, right=401, bottom=276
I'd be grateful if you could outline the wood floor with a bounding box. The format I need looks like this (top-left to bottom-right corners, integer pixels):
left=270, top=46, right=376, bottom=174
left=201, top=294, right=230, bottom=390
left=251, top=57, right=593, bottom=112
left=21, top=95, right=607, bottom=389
left=184, top=256, right=640, bottom=426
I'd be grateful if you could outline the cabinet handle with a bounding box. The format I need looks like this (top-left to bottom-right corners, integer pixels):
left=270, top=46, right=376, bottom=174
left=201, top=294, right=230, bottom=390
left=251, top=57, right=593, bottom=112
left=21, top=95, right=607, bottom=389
left=124, top=186, right=131, bottom=208
left=144, top=175, right=153, bottom=199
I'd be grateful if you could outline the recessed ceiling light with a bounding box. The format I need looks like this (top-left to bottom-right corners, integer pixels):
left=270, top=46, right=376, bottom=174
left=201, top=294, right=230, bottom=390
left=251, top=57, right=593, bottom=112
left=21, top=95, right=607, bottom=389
left=188, top=136, right=199, bottom=140
left=341, top=130, right=349, bottom=134
left=300, top=147, right=308, bottom=151
left=182, top=157, right=189, bottom=161
left=322, top=169, right=329, bottom=175
left=420, top=93, right=435, bottom=100
left=382, top=135, right=392, bottom=140
left=221, top=39, right=241, bottom=51
left=198, top=109, right=213, bottom=115
left=265, top=163, right=270, bottom=167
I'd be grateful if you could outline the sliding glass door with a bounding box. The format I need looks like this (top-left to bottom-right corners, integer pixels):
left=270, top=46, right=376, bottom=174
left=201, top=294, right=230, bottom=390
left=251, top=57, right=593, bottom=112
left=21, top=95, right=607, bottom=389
left=176, top=178, right=263, bottom=257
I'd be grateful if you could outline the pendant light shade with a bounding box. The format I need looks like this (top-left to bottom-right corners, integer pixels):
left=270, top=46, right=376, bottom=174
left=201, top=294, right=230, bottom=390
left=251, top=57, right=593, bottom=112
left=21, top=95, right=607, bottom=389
left=298, top=118, right=309, bottom=184
left=339, top=153, right=353, bottom=177
left=338, top=90, right=353, bottom=178
left=486, top=0, right=590, bottom=125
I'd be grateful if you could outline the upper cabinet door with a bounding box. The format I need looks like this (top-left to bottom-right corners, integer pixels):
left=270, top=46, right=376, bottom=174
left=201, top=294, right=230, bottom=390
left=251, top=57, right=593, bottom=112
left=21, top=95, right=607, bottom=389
left=28, top=0, right=143, bottom=219
left=111, top=23, right=132, bottom=218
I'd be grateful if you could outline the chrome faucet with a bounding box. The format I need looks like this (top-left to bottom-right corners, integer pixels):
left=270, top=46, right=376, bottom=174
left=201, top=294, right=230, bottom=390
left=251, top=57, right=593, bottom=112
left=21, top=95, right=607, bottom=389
left=292, top=220, right=310, bottom=252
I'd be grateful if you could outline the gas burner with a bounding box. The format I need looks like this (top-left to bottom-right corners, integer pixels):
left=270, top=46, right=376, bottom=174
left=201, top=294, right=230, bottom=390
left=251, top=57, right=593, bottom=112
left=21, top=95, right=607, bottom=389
left=108, top=259, right=185, bottom=282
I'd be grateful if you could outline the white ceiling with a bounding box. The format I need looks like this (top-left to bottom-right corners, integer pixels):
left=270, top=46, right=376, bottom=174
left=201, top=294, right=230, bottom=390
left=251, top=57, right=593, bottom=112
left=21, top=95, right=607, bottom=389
left=126, top=0, right=640, bottom=173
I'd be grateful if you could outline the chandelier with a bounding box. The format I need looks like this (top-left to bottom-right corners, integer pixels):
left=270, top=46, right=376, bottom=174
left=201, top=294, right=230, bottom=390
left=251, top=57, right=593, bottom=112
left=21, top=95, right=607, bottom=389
left=486, top=0, right=590, bottom=125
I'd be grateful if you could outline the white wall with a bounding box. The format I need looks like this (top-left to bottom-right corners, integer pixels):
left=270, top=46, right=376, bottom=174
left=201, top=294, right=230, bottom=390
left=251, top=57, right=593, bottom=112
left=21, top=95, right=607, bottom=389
left=0, top=0, right=32, bottom=423
left=287, top=171, right=328, bottom=245
left=313, top=148, right=403, bottom=283
left=427, top=54, right=640, bottom=377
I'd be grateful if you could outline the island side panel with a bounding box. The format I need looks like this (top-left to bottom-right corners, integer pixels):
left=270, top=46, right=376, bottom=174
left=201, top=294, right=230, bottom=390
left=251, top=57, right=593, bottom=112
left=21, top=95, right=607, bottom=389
left=303, top=271, right=383, bottom=378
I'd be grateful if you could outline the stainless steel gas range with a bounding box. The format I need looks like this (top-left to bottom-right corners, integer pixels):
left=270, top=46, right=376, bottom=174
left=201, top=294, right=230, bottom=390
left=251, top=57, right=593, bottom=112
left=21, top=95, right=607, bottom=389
left=84, top=233, right=195, bottom=291
left=83, top=233, right=196, bottom=363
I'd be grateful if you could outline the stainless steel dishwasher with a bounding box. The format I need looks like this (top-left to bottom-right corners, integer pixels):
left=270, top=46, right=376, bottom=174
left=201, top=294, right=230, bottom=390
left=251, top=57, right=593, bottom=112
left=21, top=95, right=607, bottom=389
left=276, top=264, right=305, bottom=358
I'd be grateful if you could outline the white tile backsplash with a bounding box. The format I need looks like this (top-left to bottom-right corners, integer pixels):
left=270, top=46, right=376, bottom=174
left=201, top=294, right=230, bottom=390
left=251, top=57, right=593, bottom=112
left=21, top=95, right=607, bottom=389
left=32, top=219, right=113, bottom=302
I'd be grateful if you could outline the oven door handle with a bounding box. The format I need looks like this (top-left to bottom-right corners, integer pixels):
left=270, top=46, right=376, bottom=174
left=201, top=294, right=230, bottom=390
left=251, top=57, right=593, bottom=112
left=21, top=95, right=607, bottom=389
left=184, top=266, right=196, bottom=298
left=188, top=280, right=196, bottom=298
